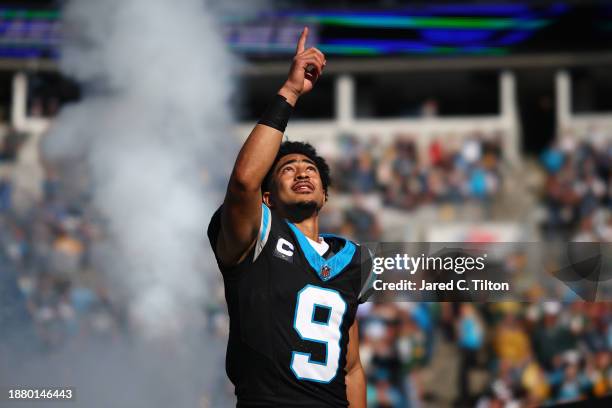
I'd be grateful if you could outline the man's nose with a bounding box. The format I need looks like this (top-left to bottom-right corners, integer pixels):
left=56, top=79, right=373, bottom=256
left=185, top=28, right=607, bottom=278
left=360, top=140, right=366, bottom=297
left=296, top=168, right=309, bottom=179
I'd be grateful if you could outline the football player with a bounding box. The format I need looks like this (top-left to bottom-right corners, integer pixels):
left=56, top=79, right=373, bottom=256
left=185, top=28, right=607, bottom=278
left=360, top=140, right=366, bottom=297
left=208, top=27, right=371, bottom=407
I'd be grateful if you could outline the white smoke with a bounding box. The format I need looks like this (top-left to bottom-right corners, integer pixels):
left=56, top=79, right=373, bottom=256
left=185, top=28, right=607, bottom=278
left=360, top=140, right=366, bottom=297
left=44, top=0, right=236, bottom=339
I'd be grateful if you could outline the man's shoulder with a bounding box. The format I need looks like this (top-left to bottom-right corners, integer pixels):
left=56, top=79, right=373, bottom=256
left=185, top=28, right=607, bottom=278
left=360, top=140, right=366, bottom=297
left=207, top=203, right=275, bottom=275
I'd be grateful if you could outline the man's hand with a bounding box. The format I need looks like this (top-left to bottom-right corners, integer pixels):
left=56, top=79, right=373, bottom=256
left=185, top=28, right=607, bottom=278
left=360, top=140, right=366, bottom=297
left=278, top=27, right=326, bottom=106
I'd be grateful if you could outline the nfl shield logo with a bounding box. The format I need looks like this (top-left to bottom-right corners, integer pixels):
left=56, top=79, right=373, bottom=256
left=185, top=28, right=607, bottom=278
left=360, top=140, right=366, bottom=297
left=321, top=265, right=331, bottom=279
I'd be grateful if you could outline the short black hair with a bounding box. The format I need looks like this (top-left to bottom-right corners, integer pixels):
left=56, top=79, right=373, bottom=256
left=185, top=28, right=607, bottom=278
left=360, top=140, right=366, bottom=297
left=262, top=141, right=331, bottom=198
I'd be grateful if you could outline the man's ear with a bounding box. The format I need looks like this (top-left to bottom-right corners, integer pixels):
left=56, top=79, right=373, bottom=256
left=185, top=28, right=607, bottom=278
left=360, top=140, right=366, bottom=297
left=263, top=191, right=273, bottom=208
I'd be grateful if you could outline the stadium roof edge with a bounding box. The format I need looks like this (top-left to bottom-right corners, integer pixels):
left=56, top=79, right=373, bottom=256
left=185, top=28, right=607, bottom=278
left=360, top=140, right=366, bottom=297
left=1, top=52, right=612, bottom=74
left=242, top=52, right=612, bottom=75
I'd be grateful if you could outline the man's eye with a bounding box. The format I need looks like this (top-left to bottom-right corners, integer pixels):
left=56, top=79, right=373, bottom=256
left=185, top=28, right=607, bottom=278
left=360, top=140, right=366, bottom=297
left=282, top=167, right=294, bottom=173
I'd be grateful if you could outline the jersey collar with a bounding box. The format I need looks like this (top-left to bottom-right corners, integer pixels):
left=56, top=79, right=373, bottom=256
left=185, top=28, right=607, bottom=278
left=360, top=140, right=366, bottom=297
left=286, top=221, right=356, bottom=282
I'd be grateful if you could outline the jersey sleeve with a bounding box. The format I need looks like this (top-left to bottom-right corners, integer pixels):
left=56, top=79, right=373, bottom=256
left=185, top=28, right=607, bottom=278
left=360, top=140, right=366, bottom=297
left=358, top=246, right=376, bottom=304
left=206, top=203, right=273, bottom=273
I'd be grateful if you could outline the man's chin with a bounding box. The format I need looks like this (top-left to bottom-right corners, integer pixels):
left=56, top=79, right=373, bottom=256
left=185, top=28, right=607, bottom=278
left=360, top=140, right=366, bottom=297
left=292, top=200, right=319, bottom=211
left=284, top=199, right=321, bottom=220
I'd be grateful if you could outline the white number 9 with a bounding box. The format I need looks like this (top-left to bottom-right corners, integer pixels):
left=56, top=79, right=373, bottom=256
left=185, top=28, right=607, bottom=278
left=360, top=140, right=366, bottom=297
left=291, top=285, right=347, bottom=383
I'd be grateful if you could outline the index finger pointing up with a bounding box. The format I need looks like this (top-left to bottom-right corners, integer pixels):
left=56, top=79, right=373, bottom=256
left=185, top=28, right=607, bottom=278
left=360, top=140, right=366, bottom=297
left=296, top=27, right=308, bottom=54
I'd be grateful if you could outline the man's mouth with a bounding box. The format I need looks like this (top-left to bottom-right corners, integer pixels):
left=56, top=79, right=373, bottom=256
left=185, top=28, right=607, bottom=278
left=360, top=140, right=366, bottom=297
left=292, top=181, right=314, bottom=193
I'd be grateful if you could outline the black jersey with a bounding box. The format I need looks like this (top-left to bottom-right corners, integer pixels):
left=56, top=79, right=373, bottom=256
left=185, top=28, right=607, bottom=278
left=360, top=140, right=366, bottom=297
left=207, top=203, right=372, bottom=407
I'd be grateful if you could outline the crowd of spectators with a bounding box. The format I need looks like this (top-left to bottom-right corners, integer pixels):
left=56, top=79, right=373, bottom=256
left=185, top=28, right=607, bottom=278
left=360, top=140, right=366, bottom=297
left=332, top=132, right=504, bottom=211
left=358, top=302, right=434, bottom=407
left=0, top=168, right=123, bottom=352
left=476, top=301, right=612, bottom=407
left=317, top=131, right=505, bottom=243
left=358, top=301, right=612, bottom=407
left=323, top=129, right=612, bottom=406
left=541, top=132, right=612, bottom=242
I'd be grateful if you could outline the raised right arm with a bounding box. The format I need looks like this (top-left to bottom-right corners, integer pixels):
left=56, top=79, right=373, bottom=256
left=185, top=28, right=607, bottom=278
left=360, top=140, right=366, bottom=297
left=215, top=27, right=326, bottom=267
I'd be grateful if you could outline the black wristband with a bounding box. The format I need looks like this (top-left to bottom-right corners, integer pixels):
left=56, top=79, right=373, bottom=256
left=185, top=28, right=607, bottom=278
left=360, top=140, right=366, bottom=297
left=258, top=94, right=293, bottom=132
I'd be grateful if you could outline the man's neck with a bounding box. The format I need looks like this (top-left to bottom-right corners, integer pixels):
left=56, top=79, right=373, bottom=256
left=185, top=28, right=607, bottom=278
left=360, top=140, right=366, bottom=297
left=291, top=216, right=320, bottom=242
left=277, top=207, right=320, bottom=241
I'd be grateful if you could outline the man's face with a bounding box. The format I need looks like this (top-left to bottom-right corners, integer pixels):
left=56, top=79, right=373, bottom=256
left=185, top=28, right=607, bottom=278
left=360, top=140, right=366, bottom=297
left=265, top=153, right=326, bottom=211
